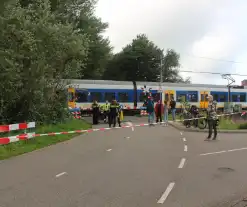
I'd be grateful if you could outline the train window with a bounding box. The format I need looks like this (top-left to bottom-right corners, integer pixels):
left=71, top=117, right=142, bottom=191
left=240, top=94, right=246, bottom=102
left=232, top=94, right=238, bottom=102
left=165, top=93, right=169, bottom=101
left=90, top=92, right=102, bottom=102
left=177, top=94, right=186, bottom=102
left=219, top=94, right=226, bottom=102
left=105, top=92, right=115, bottom=102
left=152, top=93, right=160, bottom=102
left=139, top=93, right=148, bottom=102
left=213, top=94, right=218, bottom=102
left=68, top=92, right=74, bottom=102
left=75, top=92, right=88, bottom=103
left=200, top=94, right=205, bottom=102
left=200, top=94, right=208, bottom=102
left=188, top=94, right=197, bottom=102
left=118, top=92, right=129, bottom=102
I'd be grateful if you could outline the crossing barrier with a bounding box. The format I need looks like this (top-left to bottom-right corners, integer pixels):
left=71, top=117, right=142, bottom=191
left=140, top=110, right=148, bottom=116
left=71, top=111, right=81, bottom=119
left=0, top=122, right=35, bottom=145
left=0, top=112, right=244, bottom=145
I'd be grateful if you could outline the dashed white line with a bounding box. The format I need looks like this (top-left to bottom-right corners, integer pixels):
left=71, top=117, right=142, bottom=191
left=180, top=132, right=183, bottom=136
left=56, top=172, right=67, bottom=178
left=125, top=136, right=130, bottom=139
left=178, top=158, right=186, bottom=169
left=228, top=147, right=247, bottom=152
left=182, top=138, right=186, bottom=142
left=184, top=145, right=188, bottom=152
left=106, top=149, right=112, bottom=152
left=157, top=182, right=175, bottom=204
left=132, top=127, right=134, bottom=131
left=200, top=147, right=247, bottom=156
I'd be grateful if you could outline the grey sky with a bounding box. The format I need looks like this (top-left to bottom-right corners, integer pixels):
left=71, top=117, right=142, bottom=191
left=95, top=0, right=247, bottom=85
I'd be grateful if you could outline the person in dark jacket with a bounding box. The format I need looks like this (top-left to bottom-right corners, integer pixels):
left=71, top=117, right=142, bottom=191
left=146, top=97, right=155, bottom=126
left=155, top=100, right=164, bottom=123
left=91, top=100, right=100, bottom=124
left=205, top=95, right=218, bottom=140
left=116, top=101, right=122, bottom=127
left=109, top=100, right=118, bottom=127
left=170, top=98, right=176, bottom=121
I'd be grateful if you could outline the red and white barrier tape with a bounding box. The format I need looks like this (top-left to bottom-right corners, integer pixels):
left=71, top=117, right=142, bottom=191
left=0, top=112, right=244, bottom=145
left=0, top=122, right=35, bottom=133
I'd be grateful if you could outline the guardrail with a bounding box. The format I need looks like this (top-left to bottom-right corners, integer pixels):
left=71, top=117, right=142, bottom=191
left=0, top=122, right=36, bottom=145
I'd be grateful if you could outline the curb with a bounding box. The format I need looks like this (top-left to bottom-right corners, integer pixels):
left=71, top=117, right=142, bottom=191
left=169, top=122, right=247, bottom=134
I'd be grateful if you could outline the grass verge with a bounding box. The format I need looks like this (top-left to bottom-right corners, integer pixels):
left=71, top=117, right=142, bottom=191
left=0, top=119, right=91, bottom=160
left=218, top=118, right=239, bottom=130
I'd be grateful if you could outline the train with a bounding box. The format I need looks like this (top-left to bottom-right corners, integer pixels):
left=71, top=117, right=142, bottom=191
left=66, top=79, right=247, bottom=112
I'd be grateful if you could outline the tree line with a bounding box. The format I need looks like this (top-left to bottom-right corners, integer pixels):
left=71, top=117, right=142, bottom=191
left=0, top=0, right=190, bottom=125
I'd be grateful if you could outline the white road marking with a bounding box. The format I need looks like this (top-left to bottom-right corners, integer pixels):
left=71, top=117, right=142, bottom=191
left=125, top=136, right=130, bottom=139
left=180, top=132, right=183, bottom=135
left=132, top=127, right=134, bottom=131
left=157, top=182, right=175, bottom=204
left=178, top=158, right=186, bottom=168
left=184, top=145, right=188, bottom=152
left=182, top=138, right=186, bottom=142
left=56, top=172, right=67, bottom=178
left=200, top=147, right=247, bottom=156
left=106, top=149, right=112, bottom=152
left=227, top=147, right=247, bottom=152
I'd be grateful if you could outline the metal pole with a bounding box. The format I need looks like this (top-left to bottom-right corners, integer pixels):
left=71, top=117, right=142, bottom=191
left=160, top=55, right=163, bottom=100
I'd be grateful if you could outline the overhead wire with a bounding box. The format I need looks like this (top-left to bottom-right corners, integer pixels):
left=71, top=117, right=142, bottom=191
left=179, top=70, right=247, bottom=77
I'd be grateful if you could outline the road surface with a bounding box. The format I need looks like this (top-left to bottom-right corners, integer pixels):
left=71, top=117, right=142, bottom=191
left=1, top=118, right=247, bottom=207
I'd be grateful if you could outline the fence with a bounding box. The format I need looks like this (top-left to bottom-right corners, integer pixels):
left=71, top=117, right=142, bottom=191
left=0, top=122, right=36, bottom=145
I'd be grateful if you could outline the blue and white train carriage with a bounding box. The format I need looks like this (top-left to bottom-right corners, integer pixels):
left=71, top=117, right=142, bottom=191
left=66, top=79, right=247, bottom=111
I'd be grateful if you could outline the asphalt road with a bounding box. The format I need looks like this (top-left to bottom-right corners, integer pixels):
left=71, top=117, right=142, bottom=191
left=1, top=117, right=247, bottom=207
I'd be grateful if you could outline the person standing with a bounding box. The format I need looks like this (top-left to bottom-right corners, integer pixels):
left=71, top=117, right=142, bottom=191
left=116, top=101, right=122, bottom=127
left=170, top=98, right=176, bottom=121
left=146, top=97, right=155, bottom=126
left=164, top=100, right=169, bottom=126
left=155, top=100, right=164, bottom=123
left=103, top=100, right=110, bottom=123
left=205, top=95, right=218, bottom=140
left=109, top=99, right=118, bottom=128
left=91, top=100, right=99, bottom=125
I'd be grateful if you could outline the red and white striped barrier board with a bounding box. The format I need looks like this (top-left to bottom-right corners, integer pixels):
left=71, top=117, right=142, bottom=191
left=0, top=122, right=36, bottom=145
left=0, top=112, right=244, bottom=145
left=0, top=122, right=35, bottom=133
left=71, top=111, right=81, bottom=119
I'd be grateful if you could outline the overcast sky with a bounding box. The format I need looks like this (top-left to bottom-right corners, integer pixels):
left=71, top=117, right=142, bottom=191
left=95, top=0, right=247, bottom=85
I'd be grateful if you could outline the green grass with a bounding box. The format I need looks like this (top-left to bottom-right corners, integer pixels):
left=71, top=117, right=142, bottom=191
left=218, top=117, right=239, bottom=130
left=0, top=119, right=91, bottom=160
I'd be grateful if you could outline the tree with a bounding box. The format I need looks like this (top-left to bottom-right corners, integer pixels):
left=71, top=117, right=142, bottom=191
left=0, top=0, right=89, bottom=124
left=18, top=0, right=112, bottom=79
left=49, top=0, right=112, bottom=79
left=104, top=34, right=190, bottom=83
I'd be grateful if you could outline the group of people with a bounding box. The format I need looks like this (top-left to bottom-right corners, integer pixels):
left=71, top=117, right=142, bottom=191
left=91, top=100, right=123, bottom=127
left=91, top=94, right=218, bottom=140
left=146, top=96, right=177, bottom=126
left=144, top=95, right=218, bottom=140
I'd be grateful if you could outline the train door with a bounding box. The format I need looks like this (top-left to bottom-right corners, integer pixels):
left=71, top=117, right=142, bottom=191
left=200, top=91, right=209, bottom=109
left=68, top=87, right=76, bottom=108
left=164, top=90, right=175, bottom=106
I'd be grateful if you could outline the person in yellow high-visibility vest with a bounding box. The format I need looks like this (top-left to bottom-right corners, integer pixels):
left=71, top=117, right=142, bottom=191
left=116, top=101, right=124, bottom=127
left=102, top=100, right=110, bottom=123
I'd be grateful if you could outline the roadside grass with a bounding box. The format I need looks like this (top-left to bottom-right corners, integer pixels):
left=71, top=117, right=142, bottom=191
left=218, top=117, right=239, bottom=130
left=0, top=119, right=91, bottom=160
